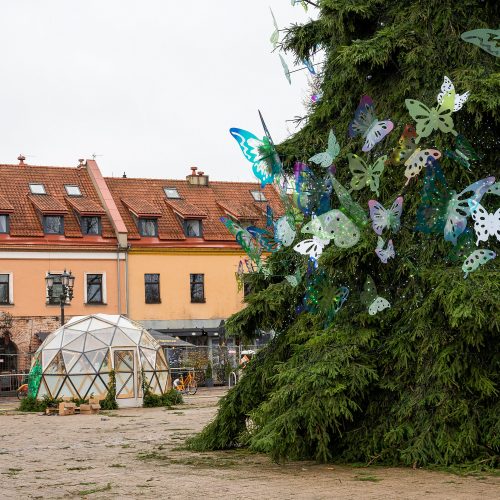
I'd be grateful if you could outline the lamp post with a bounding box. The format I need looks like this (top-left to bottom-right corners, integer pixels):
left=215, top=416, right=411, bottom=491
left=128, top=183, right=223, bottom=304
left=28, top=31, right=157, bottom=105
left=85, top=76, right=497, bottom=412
left=46, top=270, right=75, bottom=326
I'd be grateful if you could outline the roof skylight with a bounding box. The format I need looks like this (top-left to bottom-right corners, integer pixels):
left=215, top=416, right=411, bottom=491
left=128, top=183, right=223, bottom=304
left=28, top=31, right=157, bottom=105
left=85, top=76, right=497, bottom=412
left=29, top=183, right=46, bottom=195
left=250, top=190, right=266, bottom=202
left=164, top=187, right=180, bottom=199
left=65, top=185, right=82, bottom=196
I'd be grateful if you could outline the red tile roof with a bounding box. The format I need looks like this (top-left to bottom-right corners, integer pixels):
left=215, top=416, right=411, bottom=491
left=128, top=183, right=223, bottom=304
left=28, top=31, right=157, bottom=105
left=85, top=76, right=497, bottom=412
left=0, top=163, right=117, bottom=247
left=0, top=195, right=14, bottom=213
left=66, top=197, right=106, bottom=216
left=216, top=200, right=260, bottom=221
left=121, top=197, right=162, bottom=217
left=105, top=176, right=284, bottom=244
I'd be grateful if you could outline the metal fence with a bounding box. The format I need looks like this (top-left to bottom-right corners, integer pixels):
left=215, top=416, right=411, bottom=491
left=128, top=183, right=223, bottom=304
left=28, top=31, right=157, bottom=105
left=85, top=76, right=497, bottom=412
left=0, top=372, right=28, bottom=396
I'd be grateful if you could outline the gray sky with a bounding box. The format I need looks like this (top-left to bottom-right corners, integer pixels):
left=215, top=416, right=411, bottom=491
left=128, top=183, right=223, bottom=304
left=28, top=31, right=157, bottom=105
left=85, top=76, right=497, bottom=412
left=0, top=1, right=316, bottom=182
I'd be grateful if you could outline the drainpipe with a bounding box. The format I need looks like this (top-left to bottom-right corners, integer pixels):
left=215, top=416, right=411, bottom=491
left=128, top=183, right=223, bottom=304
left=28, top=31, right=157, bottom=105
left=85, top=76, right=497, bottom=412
left=116, top=244, right=121, bottom=315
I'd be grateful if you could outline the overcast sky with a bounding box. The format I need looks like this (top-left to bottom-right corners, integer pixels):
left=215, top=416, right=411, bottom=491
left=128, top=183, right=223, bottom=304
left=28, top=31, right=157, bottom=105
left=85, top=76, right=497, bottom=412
left=0, top=1, right=317, bottom=182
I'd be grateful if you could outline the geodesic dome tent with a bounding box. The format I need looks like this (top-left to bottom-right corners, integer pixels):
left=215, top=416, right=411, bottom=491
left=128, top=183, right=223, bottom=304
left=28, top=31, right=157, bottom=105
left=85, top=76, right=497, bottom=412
left=31, top=314, right=170, bottom=407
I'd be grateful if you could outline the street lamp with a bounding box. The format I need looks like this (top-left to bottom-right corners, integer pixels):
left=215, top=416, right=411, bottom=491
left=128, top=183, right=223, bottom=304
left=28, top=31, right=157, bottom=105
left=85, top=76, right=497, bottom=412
left=46, top=269, right=75, bottom=326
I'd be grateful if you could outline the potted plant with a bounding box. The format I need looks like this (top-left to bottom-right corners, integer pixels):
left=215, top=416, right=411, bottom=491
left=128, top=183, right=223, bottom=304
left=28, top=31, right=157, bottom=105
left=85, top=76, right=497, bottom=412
left=205, top=361, right=214, bottom=388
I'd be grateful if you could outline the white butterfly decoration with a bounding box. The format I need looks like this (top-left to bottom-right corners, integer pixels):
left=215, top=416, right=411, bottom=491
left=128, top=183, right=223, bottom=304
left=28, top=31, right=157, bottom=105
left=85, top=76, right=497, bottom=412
left=444, top=176, right=496, bottom=245
left=360, top=275, right=391, bottom=316
left=309, top=130, right=340, bottom=168
left=487, top=182, right=500, bottom=196
left=348, top=96, right=394, bottom=152
left=348, top=154, right=386, bottom=196
left=462, top=249, right=496, bottom=278
left=293, top=236, right=330, bottom=261
left=301, top=209, right=361, bottom=248
left=368, top=196, right=404, bottom=235
left=274, top=216, right=296, bottom=247
left=436, top=76, right=470, bottom=112
left=467, top=200, right=500, bottom=245
left=404, top=148, right=441, bottom=186
left=375, top=237, right=395, bottom=264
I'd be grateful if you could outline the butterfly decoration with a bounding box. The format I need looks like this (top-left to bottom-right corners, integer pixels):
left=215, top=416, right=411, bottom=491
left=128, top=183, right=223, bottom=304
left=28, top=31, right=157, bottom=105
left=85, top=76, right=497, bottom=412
left=462, top=249, right=496, bottom=278
left=309, top=129, right=340, bottom=168
left=348, top=154, right=386, bottom=196
left=293, top=235, right=330, bottom=263
left=415, top=159, right=495, bottom=245
left=368, top=196, right=404, bottom=235
left=291, top=0, right=308, bottom=11
left=229, top=128, right=279, bottom=186
left=266, top=205, right=274, bottom=228
left=330, top=177, right=368, bottom=227
left=301, top=209, right=361, bottom=248
left=302, top=58, right=316, bottom=75
left=349, top=96, right=394, bottom=152
left=405, top=98, right=456, bottom=144
left=274, top=215, right=296, bottom=247
left=461, top=28, right=500, bottom=58
left=269, top=8, right=279, bottom=48
left=436, top=76, right=470, bottom=112
left=360, top=275, right=391, bottom=316
left=446, top=228, right=476, bottom=263
left=221, top=217, right=262, bottom=266
left=294, top=163, right=331, bottom=216
left=319, top=285, right=350, bottom=325
left=487, top=182, right=500, bottom=196
left=279, top=54, right=292, bottom=84
left=375, top=237, right=395, bottom=264
left=246, top=226, right=281, bottom=252
left=244, top=259, right=256, bottom=273
left=445, top=135, right=481, bottom=170
left=467, top=200, right=500, bottom=245
left=404, top=148, right=442, bottom=186
left=387, top=124, right=417, bottom=166
left=285, top=268, right=302, bottom=288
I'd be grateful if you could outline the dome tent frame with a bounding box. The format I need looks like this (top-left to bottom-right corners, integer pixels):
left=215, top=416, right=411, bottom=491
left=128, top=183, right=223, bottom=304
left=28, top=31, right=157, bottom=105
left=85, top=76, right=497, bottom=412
left=32, top=314, right=170, bottom=408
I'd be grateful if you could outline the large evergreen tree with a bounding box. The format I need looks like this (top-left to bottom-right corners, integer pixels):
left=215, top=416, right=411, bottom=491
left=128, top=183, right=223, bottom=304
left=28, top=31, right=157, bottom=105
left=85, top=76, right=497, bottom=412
left=189, top=0, right=500, bottom=467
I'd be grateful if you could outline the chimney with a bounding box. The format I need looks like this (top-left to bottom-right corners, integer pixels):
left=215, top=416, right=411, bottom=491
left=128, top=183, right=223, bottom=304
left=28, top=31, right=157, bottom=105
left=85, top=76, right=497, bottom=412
left=122, top=172, right=127, bottom=178
left=77, top=159, right=85, bottom=169
left=186, top=166, right=209, bottom=186
left=18, top=155, right=26, bottom=165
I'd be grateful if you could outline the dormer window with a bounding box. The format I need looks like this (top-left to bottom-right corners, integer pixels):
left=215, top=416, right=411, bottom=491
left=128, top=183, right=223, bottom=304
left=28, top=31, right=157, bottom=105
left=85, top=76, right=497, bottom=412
left=29, top=183, right=46, bottom=195
left=183, top=219, right=202, bottom=237
left=65, top=185, right=82, bottom=196
left=164, top=187, right=180, bottom=199
left=43, top=215, right=64, bottom=234
left=0, top=215, right=9, bottom=233
left=81, top=216, right=101, bottom=235
left=251, top=190, right=266, bottom=202
left=138, top=218, right=158, bottom=237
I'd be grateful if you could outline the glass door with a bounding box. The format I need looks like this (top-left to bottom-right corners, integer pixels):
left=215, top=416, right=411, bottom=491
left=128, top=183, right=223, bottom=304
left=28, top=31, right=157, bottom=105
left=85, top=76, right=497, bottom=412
left=113, top=350, right=135, bottom=399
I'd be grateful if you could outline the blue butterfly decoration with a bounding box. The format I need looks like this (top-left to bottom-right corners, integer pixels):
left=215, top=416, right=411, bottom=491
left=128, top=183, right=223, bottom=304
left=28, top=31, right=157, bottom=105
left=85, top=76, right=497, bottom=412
left=294, top=162, right=331, bottom=216
left=302, top=58, right=316, bottom=75
left=229, top=128, right=281, bottom=187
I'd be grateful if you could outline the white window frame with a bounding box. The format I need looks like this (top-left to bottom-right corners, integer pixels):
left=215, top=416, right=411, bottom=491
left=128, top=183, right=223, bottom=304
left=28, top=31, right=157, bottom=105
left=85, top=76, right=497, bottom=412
left=250, top=190, right=266, bottom=201
left=84, top=272, right=107, bottom=304
left=0, top=272, right=14, bottom=304
left=64, top=185, right=82, bottom=196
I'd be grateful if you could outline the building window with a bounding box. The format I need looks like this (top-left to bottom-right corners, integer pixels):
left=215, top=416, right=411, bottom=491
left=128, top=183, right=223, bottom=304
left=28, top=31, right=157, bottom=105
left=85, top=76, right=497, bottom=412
left=64, top=185, right=82, bottom=196
left=145, top=274, right=160, bottom=304
left=138, top=218, right=158, bottom=237
left=251, top=190, right=266, bottom=201
left=190, top=274, right=205, bottom=303
left=29, top=183, right=46, bottom=195
left=86, top=274, right=103, bottom=304
left=0, top=215, right=9, bottom=233
left=46, top=273, right=64, bottom=305
left=0, top=274, right=10, bottom=304
left=43, top=215, right=64, bottom=234
left=183, top=219, right=202, bottom=237
left=81, top=216, right=101, bottom=235
left=164, top=187, right=180, bottom=199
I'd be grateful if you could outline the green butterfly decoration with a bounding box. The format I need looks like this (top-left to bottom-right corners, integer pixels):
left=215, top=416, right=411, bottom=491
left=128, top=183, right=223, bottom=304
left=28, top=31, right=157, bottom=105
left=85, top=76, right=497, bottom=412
left=445, top=135, right=481, bottom=170
left=348, top=154, right=386, bottom=197
left=309, top=130, right=340, bottom=168
left=360, top=275, right=390, bottom=316
left=462, top=249, right=496, bottom=278
left=330, top=177, right=368, bottom=227
left=461, top=28, right=500, bottom=58
left=279, top=54, right=291, bottom=85
left=270, top=8, right=279, bottom=48
left=405, top=99, right=457, bottom=144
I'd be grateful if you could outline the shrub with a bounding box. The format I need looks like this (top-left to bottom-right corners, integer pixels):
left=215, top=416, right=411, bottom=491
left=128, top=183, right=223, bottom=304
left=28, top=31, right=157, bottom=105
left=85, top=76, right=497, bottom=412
left=101, top=370, right=118, bottom=410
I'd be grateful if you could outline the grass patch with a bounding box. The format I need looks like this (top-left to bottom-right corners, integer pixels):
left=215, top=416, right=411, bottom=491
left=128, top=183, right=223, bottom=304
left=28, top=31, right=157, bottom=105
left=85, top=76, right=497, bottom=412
left=79, top=482, right=97, bottom=486
left=77, top=483, right=112, bottom=496
left=2, top=467, right=23, bottom=478
left=353, top=474, right=381, bottom=482
left=67, top=466, right=93, bottom=471
left=109, top=464, right=126, bottom=468
left=137, top=451, right=170, bottom=461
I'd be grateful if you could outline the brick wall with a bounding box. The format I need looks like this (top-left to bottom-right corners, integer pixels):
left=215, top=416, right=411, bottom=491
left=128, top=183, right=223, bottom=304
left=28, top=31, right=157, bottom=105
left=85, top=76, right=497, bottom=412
left=3, top=316, right=69, bottom=372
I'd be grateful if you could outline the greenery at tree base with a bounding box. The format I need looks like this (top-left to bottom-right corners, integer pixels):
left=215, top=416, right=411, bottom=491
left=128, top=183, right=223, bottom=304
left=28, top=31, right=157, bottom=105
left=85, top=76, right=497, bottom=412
left=188, top=0, right=499, bottom=467
left=142, top=370, right=184, bottom=408
left=19, top=395, right=62, bottom=412
left=101, top=369, right=119, bottom=410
